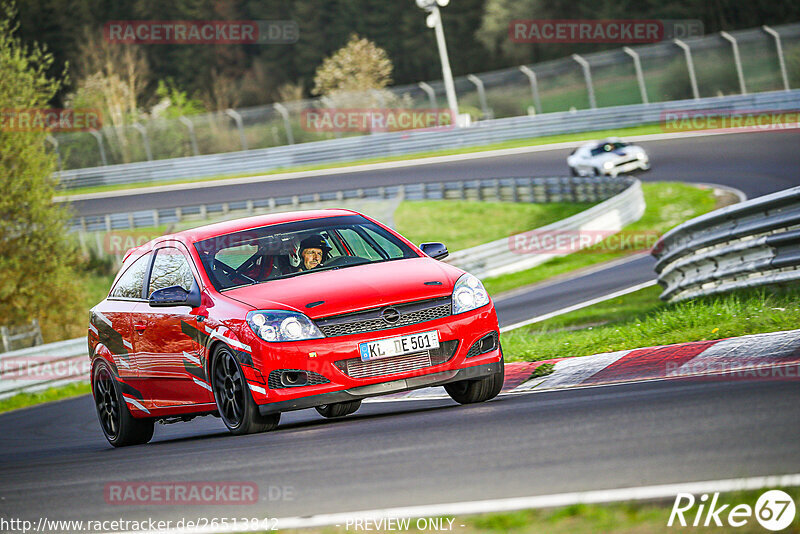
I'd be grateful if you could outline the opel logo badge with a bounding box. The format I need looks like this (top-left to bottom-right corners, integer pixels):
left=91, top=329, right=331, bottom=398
left=382, top=307, right=400, bottom=324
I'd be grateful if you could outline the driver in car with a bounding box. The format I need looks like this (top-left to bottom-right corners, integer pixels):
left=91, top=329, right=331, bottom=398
left=296, top=234, right=332, bottom=271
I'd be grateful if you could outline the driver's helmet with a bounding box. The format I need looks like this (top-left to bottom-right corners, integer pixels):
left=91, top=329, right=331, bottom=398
left=290, top=234, right=332, bottom=267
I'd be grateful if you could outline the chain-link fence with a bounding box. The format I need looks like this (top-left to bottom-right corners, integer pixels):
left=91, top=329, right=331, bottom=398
left=50, top=23, right=800, bottom=171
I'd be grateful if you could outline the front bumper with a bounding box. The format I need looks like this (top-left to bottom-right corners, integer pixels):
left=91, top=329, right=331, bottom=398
left=258, top=358, right=503, bottom=415
left=243, top=304, right=502, bottom=412
left=607, top=158, right=648, bottom=176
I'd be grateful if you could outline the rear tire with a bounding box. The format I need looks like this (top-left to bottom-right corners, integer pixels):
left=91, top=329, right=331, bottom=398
left=93, top=360, right=154, bottom=447
left=445, top=354, right=504, bottom=405
left=315, top=400, right=361, bottom=418
left=211, top=345, right=280, bottom=435
left=569, top=166, right=578, bottom=176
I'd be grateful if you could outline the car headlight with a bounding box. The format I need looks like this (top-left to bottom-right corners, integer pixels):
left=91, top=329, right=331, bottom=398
left=603, top=161, right=614, bottom=170
left=246, top=310, right=324, bottom=342
left=452, top=273, right=490, bottom=314
left=636, top=152, right=647, bottom=160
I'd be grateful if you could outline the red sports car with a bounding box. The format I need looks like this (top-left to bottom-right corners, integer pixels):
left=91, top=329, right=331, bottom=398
left=89, top=209, right=504, bottom=446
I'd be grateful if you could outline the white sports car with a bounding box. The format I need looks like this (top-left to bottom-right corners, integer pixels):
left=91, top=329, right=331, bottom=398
left=567, top=138, right=650, bottom=177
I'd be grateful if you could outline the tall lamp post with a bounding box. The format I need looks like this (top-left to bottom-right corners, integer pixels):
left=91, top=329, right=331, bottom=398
left=416, top=0, right=460, bottom=126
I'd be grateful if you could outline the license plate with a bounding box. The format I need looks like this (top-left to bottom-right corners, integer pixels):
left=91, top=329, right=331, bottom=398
left=359, top=330, right=439, bottom=362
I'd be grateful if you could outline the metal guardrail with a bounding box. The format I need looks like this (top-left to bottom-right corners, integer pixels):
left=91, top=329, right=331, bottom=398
left=0, top=338, right=88, bottom=400
left=57, top=90, right=800, bottom=191
left=0, top=319, right=44, bottom=353
left=71, top=176, right=632, bottom=233
left=653, top=186, right=800, bottom=302
left=446, top=179, right=644, bottom=278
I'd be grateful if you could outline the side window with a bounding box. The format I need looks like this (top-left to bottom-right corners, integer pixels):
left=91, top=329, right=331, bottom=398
left=215, top=244, right=257, bottom=269
left=109, top=253, right=151, bottom=299
left=364, top=227, right=405, bottom=259
left=148, top=248, right=196, bottom=297
left=336, top=228, right=382, bottom=260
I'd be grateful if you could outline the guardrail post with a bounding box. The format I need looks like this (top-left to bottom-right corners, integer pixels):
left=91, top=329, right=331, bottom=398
left=466, top=74, right=492, bottom=119
left=45, top=134, right=62, bottom=171
left=273, top=103, right=295, bottom=145
left=519, top=66, right=542, bottom=114
left=571, top=54, right=597, bottom=109
left=674, top=39, right=700, bottom=100
left=179, top=116, right=200, bottom=156
left=0, top=326, right=9, bottom=353
left=418, top=82, right=437, bottom=108
left=89, top=129, right=108, bottom=166
left=623, top=47, right=649, bottom=104
left=225, top=109, right=248, bottom=151
left=131, top=122, right=153, bottom=161
left=320, top=97, right=341, bottom=138
left=720, top=31, right=747, bottom=95
left=762, top=26, right=790, bottom=91
left=104, top=214, right=112, bottom=232
left=370, top=89, right=386, bottom=110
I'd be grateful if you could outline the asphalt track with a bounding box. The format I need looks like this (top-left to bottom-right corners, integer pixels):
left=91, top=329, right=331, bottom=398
left=67, top=130, right=800, bottom=217
left=1, top=377, right=798, bottom=526
left=1, top=130, right=798, bottom=529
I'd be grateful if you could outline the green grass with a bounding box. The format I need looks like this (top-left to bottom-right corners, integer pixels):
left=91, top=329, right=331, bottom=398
left=57, top=124, right=666, bottom=197
left=482, top=182, right=719, bottom=296
left=394, top=201, right=593, bottom=252
left=501, top=285, right=800, bottom=363
left=278, top=487, right=800, bottom=533
left=0, top=382, right=91, bottom=414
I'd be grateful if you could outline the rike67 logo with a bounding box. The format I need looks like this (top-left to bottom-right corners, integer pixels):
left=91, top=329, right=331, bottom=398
left=668, top=490, right=796, bottom=530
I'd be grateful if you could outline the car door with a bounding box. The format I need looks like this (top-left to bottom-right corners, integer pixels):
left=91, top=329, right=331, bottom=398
left=133, top=245, right=212, bottom=407
left=92, top=252, right=153, bottom=382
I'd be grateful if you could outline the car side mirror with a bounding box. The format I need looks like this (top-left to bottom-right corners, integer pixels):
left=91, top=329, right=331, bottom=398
left=149, top=284, right=201, bottom=308
left=420, top=242, right=449, bottom=260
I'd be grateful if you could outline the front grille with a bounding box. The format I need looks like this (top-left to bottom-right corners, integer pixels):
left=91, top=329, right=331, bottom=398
left=614, top=157, right=638, bottom=167
left=267, top=369, right=330, bottom=389
left=315, top=297, right=451, bottom=337
left=342, top=351, right=432, bottom=379
left=335, top=340, right=458, bottom=379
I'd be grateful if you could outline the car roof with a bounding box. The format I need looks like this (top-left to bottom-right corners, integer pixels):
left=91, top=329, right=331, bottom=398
left=122, top=209, right=361, bottom=261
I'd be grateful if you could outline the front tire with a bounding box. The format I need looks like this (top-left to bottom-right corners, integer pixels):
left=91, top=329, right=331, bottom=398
left=315, top=400, right=361, bottom=418
left=445, top=355, right=504, bottom=405
left=211, top=345, right=280, bottom=435
left=93, top=360, right=154, bottom=447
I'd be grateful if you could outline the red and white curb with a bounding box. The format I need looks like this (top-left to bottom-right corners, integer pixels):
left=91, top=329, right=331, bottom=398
left=365, top=328, right=800, bottom=402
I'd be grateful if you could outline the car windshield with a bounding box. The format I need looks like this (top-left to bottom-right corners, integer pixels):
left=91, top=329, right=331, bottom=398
left=194, top=215, right=417, bottom=291
left=590, top=141, right=629, bottom=156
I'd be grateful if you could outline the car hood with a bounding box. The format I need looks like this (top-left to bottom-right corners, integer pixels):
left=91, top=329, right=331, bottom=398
left=222, top=257, right=463, bottom=318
